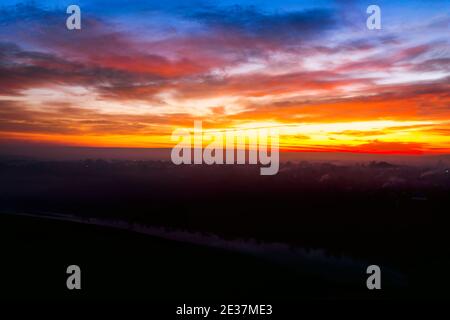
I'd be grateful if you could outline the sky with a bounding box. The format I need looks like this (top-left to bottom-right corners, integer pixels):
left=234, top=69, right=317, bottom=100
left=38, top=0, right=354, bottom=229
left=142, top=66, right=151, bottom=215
left=0, top=0, right=449, bottom=154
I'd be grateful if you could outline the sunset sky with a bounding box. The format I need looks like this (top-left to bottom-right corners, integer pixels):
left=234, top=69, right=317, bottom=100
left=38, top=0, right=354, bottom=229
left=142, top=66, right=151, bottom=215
left=0, top=0, right=449, bottom=154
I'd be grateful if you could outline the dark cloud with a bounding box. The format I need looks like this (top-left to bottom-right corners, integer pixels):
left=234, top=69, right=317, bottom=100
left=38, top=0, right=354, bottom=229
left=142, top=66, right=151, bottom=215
left=0, top=99, right=166, bottom=135
left=191, top=6, right=338, bottom=44
left=0, top=41, right=172, bottom=98
left=415, top=58, right=450, bottom=72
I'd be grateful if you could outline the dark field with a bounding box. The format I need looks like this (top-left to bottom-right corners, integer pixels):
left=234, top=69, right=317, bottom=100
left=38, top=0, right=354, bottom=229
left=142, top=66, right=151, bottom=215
left=1, top=158, right=450, bottom=301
